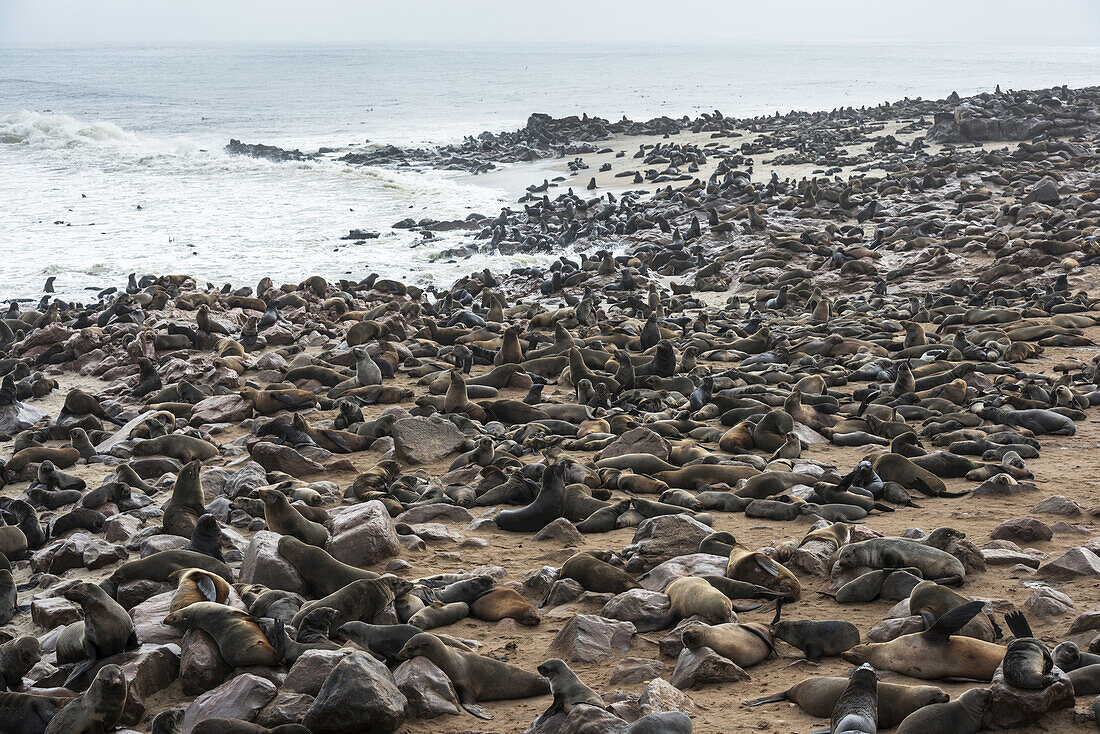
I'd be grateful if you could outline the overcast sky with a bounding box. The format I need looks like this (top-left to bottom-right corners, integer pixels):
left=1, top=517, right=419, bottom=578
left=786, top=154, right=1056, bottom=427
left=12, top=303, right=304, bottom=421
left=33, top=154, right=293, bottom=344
left=2, top=0, right=1099, bottom=45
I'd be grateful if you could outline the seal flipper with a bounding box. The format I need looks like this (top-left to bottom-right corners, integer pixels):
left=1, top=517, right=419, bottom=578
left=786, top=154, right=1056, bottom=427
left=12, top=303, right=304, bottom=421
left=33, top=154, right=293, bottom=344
left=740, top=623, right=778, bottom=658
left=744, top=690, right=790, bottom=706
left=457, top=688, right=493, bottom=720
left=196, top=575, right=218, bottom=603
left=1005, top=610, right=1034, bottom=639
left=924, top=600, right=986, bottom=639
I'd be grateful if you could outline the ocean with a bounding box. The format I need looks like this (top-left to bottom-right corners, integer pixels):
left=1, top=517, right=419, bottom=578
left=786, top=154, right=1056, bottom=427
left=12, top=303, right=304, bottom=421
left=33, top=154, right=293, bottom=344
left=1, top=41, right=1098, bottom=301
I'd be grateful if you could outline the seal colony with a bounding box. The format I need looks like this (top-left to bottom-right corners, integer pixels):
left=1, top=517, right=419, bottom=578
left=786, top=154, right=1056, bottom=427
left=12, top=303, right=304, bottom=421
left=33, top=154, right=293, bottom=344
left=2, top=84, right=1100, bottom=733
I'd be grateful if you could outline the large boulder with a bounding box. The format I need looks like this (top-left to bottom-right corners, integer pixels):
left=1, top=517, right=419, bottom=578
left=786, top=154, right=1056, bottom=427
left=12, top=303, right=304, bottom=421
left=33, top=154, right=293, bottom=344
left=326, top=500, right=401, bottom=568
left=239, top=530, right=307, bottom=593
left=983, top=662, right=1073, bottom=729
left=392, top=417, right=465, bottom=464
left=302, top=651, right=407, bottom=734
left=181, top=674, right=277, bottom=734
left=549, top=615, right=635, bottom=663
left=393, top=656, right=461, bottom=719
left=623, top=516, right=714, bottom=573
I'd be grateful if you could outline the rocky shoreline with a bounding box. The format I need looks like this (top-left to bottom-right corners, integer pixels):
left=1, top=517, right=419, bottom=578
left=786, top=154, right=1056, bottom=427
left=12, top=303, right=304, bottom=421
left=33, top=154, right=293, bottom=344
left=1, top=83, right=1100, bottom=733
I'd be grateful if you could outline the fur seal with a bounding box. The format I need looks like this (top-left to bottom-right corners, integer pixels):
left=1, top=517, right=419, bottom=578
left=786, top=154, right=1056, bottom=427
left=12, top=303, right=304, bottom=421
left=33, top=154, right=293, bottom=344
left=681, top=621, right=774, bottom=668
left=842, top=601, right=1005, bottom=680
left=183, top=513, right=225, bottom=561
left=277, top=536, right=379, bottom=597
left=557, top=552, right=639, bottom=594
left=107, top=549, right=233, bottom=592
left=408, top=601, right=469, bottom=630
left=746, top=677, right=948, bottom=727
left=169, top=568, right=232, bottom=613
left=192, top=722, right=312, bottom=734
left=495, top=460, right=568, bottom=532
left=395, top=632, right=550, bottom=719
left=131, top=434, right=218, bottom=463
left=667, top=576, right=734, bottom=624
left=535, top=658, right=606, bottom=724
left=894, top=686, right=990, bottom=734
left=259, top=488, right=328, bottom=547
left=909, top=581, right=998, bottom=641
left=0, top=636, right=40, bottom=691
left=470, top=587, right=540, bottom=625
left=831, top=663, right=877, bottom=734
left=61, top=582, right=138, bottom=688
left=0, top=690, right=71, bottom=734
left=163, top=601, right=283, bottom=666
left=162, top=459, right=206, bottom=537
left=291, top=577, right=411, bottom=634
left=1002, top=611, right=1053, bottom=689
left=771, top=602, right=860, bottom=661
left=43, top=663, right=126, bottom=734
left=834, top=538, right=964, bottom=581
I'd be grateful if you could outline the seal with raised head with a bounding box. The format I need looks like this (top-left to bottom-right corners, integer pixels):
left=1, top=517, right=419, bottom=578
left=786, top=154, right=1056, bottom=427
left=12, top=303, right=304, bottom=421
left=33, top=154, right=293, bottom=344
left=62, top=582, right=138, bottom=688
left=534, top=658, right=606, bottom=725
left=667, top=576, right=734, bottom=624
left=277, top=536, right=379, bottom=597
left=395, top=632, right=549, bottom=719
left=168, top=568, right=232, bottom=613
left=161, top=459, right=207, bottom=537
left=259, top=488, right=329, bottom=547
left=291, top=576, right=411, bottom=634
left=0, top=636, right=40, bottom=691
left=43, top=663, right=127, bottom=734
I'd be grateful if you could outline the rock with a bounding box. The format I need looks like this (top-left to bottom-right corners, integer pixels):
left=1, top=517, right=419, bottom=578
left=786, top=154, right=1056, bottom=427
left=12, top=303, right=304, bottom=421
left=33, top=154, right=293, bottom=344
left=638, top=677, right=695, bottom=716
left=302, top=651, right=408, bottom=734
left=597, top=428, right=670, bottom=462
left=544, top=579, right=585, bottom=608
left=239, top=530, right=307, bottom=593
left=394, top=656, right=461, bottom=718
left=251, top=442, right=325, bottom=477
left=408, top=523, right=461, bottom=543
left=625, top=712, right=693, bottom=733
left=982, top=548, right=1045, bottom=568
left=982, top=662, right=1073, bottom=729
left=181, top=673, right=278, bottom=734
left=223, top=461, right=268, bottom=498
left=991, top=517, right=1053, bottom=543
left=190, top=395, right=252, bottom=426
left=1025, top=176, right=1061, bottom=205
left=524, top=703, right=627, bottom=734
left=130, top=592, right=182, bottom=645
left=867, top=616, right=925, bottom=642
left=179, top=628, right=230, bottom=694
left=1050, top=521, right=1088, bottom=535
left=601, top=589, right=674, bottom=632
left=0, top=401, right=49, bottom=435
left=549, top=615, right=635, bottom=663
left=32, top=535, right=90, bottom=575
left=624, top=517, right=716, bottom=573
left=255, top=690, right=315, bottom=728
left=327, top=500, right=401, bottom=568
left=533, top=518, right=583, bottom=546
left=610, top=657, right=666, bottom=685
left=392, top=417, right=465, bottom=464
left=117, top=579, right=172, bottom=610
left=669, top=646, right=748, bottom=689
left=119, top=643, right=180, bottom=714
left=1037, top=547, right=1100, bottom=579
left=638, top=553, right=728, bottom=592
left=283, top=648, right=356, bottom=696
left=1068, top=607, right=1100, bottom=638
left=522, top=566, right=560, bottom=596
left=1025, top=587, right=1074, bottom=620
left=395, top=504, right=473, bottom=525
left=1033, top=495, right=1083, bottom=516
left=31, top=596, right=81, bottom=629
left=104, top=514, right=143, bottom=544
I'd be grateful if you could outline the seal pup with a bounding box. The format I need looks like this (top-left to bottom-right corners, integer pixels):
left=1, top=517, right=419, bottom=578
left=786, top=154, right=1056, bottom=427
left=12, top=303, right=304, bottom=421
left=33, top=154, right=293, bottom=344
left=831, top=663, right=877, bottom=733
left=534, top=658, right=606, bottom=724
left=395, top=632, right=549, bottom=719
left=771, top=602, right=860, bottom=661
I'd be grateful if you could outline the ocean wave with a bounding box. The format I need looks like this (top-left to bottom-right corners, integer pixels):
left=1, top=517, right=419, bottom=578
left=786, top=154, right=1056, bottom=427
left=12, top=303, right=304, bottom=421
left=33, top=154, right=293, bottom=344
left=0, top=110, right=146, bottom=148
